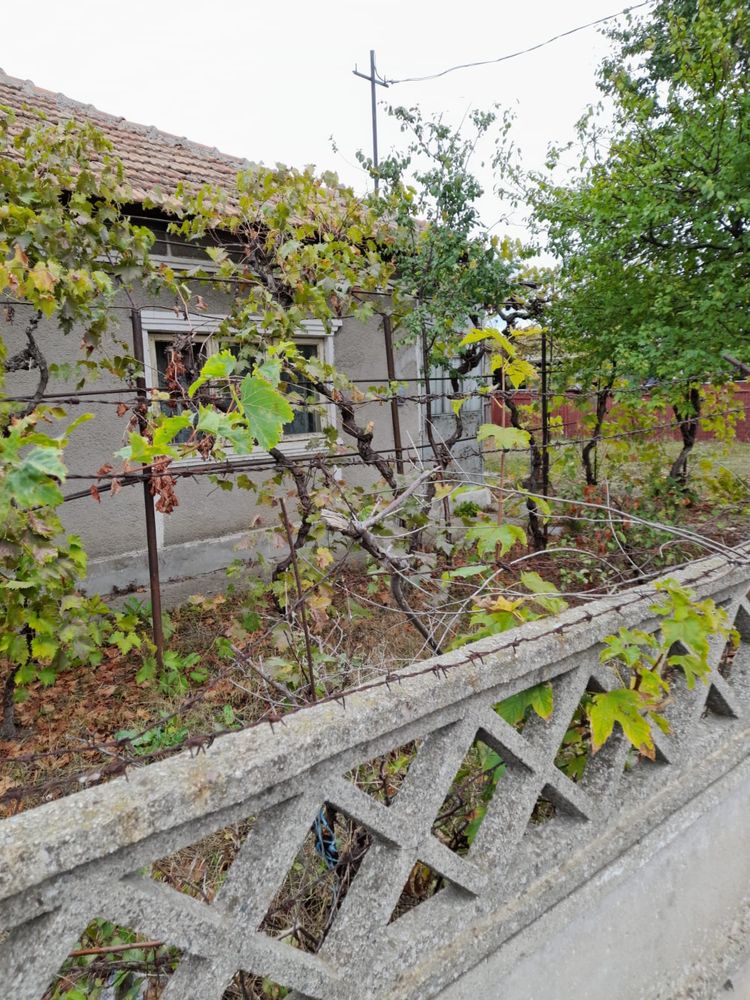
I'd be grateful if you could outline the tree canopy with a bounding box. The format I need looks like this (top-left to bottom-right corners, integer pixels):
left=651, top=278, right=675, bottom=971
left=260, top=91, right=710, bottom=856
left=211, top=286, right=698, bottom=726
left=531, top=0, right=750, bottom=390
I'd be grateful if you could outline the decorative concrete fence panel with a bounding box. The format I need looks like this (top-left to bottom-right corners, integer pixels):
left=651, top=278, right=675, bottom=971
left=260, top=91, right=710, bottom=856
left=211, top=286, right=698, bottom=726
left=2, top=550, right=750, bottom=999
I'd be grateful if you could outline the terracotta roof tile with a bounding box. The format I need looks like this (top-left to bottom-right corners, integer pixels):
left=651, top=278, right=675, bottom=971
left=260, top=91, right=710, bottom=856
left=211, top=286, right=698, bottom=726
left=0, top=68, right=249, bottom=203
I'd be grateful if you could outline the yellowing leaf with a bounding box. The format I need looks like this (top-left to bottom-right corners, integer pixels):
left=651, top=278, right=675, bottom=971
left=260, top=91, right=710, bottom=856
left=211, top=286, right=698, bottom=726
left=476, top=423, right=530, bottom=450
left=504, top=357, right=537, bottom=389
left=315, top=546, right=334, bottom=570
left=459, top=327, right=515, bottom=353
left=434, top=482, right=455, bottom=501
left=588, top=689, right=655, bottom=755
left=489, top=595, right=523, bottom=613
left=520, top=571, right=568, bottom=614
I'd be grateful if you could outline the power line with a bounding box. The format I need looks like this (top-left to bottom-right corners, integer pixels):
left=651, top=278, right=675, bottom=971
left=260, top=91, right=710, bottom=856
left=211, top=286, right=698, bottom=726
left=385, top=1, right=654, bottom=85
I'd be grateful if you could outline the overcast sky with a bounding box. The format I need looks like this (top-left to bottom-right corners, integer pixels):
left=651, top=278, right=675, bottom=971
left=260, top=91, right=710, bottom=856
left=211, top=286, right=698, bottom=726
left=2, top=0, right=626, bottom=239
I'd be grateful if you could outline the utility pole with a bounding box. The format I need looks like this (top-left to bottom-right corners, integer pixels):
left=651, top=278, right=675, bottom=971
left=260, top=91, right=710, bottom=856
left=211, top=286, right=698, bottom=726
left=352, top=49, right=388, bottom=191
left=353, top=50, right=404, bottom=472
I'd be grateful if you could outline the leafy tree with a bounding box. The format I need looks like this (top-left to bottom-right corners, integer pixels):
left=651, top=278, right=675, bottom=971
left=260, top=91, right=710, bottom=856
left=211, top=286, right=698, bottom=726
left=373, top=107, right=526, bottom=465
left=531, top=0, right=750, bottom=482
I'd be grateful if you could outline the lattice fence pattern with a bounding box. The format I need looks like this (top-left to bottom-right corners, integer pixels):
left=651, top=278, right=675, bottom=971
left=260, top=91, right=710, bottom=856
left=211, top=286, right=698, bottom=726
left=2, top=550, right=750, bottom=1000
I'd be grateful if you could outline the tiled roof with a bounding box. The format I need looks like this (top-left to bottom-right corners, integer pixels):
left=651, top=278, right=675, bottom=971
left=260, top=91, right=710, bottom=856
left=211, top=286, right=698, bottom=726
left=0, top=68, right=250, bottom=203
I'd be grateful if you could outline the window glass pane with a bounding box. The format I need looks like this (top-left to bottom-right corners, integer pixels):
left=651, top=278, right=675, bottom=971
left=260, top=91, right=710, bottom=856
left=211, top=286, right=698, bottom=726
left=151, top=336, right=323, bottom=452
left=224, top=340, right=322, bottom=436
left=166, top=234, right=212, bottom=260
left=284, top=343, right=321, bottom=436
left=153, top=339, right=198, bottom=445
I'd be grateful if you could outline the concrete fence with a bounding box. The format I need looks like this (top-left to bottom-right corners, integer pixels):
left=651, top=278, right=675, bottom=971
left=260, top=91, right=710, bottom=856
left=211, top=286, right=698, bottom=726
left=2, top=551, right=750, bottom=999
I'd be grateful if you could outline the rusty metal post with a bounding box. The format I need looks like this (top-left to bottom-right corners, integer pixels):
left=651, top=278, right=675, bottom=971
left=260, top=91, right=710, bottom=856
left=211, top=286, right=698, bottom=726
left=540, top=330, right=550, bottom=545
left=382, top=313, right=404, bottom=474
left=130, top=308, right=165, bottom=668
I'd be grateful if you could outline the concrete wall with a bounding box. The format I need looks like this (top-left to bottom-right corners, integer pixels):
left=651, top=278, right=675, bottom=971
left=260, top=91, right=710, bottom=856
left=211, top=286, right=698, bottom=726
left=4, top=282, right=425, bottom=593
left=437, top=755, right=750, bottom=1000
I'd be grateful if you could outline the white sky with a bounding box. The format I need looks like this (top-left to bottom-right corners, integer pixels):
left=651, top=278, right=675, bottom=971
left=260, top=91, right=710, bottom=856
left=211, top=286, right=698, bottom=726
left=1, top=0, right=622, bottom=239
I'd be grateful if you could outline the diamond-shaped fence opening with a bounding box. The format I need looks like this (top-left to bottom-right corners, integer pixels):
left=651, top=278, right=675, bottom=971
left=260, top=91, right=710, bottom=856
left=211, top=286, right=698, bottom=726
left=431, top=736, right=506, bottom=857
left=222, top=971, right=288, bottom=1000
left=150, top=818, right=255, bottom=904
left=699, top=636, right=742, bottom=719
left=716, top=626, right=750, bottom=692
left=42, top=918, right=181, bottom=1000
left=657, top=638, right=718, bottom=732
left=551, top=698, right=591, bottom=784
left=491, top=675, right=593, bottom=794
left=258, top=805, right=371, bottom=955
left=527, top=676, right=630, bottom=817
left=343, top=738, right=423, bottom=806
left=711, top=598, right=750, bottom=704
left=718, top=634, right=739, bottom=681
left=388, top=860, right=446, bottom=924
left=528, top=787, right=559, bottom=826
left=528, top=781, right=592, bottom=828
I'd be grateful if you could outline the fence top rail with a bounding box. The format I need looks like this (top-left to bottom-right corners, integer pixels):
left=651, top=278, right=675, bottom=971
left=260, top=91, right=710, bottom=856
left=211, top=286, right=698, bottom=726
left=1, top=546, right=748, bottom=902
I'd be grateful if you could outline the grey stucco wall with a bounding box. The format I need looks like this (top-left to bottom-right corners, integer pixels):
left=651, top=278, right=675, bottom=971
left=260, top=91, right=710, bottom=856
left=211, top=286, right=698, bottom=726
left=4, top=284, right=425, bottom=591
left=436, top=757, right=750, bottom=1000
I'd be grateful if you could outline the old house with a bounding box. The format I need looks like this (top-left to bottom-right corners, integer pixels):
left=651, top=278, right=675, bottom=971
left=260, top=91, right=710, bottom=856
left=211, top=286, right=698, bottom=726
left=0, top=69, right=436, bottom=596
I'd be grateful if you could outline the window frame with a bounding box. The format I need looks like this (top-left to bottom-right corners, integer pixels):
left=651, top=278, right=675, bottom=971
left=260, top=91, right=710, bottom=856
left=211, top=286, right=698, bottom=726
left=140, top=308, right=338, bottom=465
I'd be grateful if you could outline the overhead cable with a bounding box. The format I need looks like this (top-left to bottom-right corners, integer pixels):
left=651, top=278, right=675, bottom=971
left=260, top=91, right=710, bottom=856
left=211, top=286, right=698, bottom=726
left=385, top=1, right=654, bottom=85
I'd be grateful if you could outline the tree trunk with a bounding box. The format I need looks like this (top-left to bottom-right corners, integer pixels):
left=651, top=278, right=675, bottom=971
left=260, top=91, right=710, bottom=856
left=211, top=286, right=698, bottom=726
left=269, top=448, right=315, bottom=586
left=497, top=390, right=546, bottom=550
left=581, top=379, right=614, bottom=487
left=0, top=668, right=17, bottom=739
left=669, top=386, right=701, bottom=486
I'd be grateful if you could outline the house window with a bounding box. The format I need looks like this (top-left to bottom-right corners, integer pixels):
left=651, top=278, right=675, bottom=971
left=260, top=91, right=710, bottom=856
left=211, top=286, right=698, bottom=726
left=126, top=209, right=247, bottom=267
left=142, top=311, right=335, bottom=458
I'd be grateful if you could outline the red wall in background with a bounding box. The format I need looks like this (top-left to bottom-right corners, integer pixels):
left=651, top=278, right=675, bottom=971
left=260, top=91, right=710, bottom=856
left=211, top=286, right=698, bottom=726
left=489, top=382, right=750, bottom=443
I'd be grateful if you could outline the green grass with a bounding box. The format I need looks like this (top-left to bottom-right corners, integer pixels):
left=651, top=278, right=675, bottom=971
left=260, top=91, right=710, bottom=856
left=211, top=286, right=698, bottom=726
left=483, top=438, right=750, bottom=495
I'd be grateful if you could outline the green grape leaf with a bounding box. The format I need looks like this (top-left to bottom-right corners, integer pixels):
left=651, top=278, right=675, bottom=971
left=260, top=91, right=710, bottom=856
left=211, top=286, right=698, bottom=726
left=464, top=522, right=526, bottom=558
left=588, top=688, right=655, bottom=757
left=496, top=682, right=554, bottom=726
left=239, top=374, right=294, bottom=451
left=188, top=350, right=237, bottom=398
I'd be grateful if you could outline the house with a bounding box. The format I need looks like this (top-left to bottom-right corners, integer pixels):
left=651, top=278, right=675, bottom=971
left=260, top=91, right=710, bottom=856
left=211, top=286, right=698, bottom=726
left=0, top=69, right=435, bottom=597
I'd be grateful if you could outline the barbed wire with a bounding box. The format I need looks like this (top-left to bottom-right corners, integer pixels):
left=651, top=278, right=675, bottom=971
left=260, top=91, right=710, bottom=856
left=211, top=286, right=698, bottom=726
left=1, top=533, right=735, bottom=809
left=3, top=513, right=745, bottom=811
left=53, top=400, right=747, bottom=503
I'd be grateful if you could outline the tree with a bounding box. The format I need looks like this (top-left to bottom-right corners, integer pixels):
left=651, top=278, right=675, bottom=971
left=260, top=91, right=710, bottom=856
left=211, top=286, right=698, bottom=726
left=530, top=0, right=750, bottom=482
left=374, top=107, right=523, bottom=467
